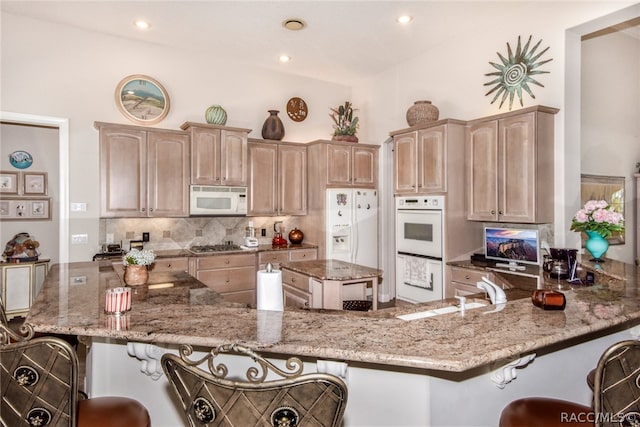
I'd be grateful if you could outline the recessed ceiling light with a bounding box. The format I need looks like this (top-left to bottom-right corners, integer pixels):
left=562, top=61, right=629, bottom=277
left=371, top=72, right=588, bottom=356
left=134, top=20, right=151, bottom=30
left=397, top=15, right=413, bottom=24
left=282, top=18, right=306, bottom=31
left=279, top=55, right=292, bottom=63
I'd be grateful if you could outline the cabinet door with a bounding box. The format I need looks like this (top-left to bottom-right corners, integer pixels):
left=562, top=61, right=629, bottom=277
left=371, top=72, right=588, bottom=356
left=147, top=131, right=190, bottom=217
left=221, top=130, right=248, bottom=186
left=100, top=127, right=146, bottom=217
left=352, top=146, right=377, bottom=187
left=278, top=144, right=307, bottom=215
left=33, top=261, right=49, bottom=298
left=467, top=121, right=499, bottom=221
left=151, top=257, right=189, bottom=272
left=2, top=265, right=31, bottom=318
left=247, top=143, right=278, bottom=215
left=417, top=126, right=446, bottom=193
left=498, top=113, right=536, bottom=223
left=393, top=133, right=417, bottom=194
left=191, top=127, right=221, bottom=185
left=326, top=144, right=352, bottom=186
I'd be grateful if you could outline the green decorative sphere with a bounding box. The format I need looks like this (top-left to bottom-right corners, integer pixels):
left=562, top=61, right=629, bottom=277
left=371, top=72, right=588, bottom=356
left=205, top=105, right=227, bottom=125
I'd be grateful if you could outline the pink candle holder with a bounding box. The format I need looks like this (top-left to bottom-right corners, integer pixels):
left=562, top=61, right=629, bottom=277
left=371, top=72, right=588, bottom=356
left=105, top=287, right=132, bottom=315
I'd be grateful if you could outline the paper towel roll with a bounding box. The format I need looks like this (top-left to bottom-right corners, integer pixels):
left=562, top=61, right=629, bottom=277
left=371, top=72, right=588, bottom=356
left=257, top=269, right=284, bottom=311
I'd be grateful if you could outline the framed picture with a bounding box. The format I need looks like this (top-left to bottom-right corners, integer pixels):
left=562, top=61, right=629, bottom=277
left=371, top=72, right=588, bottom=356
left=115, top=74, right=170, bottom=125
left=580, top=174, right=625, bottom=244
left=0, top=171, right=19, bottom=194
left=23, top=172, right=47, bottom=195
left=0, top=197, right=51, bottom=220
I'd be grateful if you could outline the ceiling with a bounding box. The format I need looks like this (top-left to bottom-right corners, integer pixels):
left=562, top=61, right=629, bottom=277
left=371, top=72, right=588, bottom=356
left=3, top=1, right=638, bottom=84
left=1, top=0, right=559, bottom=84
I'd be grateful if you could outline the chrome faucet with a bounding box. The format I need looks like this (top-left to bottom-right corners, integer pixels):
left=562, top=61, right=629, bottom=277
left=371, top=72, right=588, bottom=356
left=476, top=277, right=507, bottom=305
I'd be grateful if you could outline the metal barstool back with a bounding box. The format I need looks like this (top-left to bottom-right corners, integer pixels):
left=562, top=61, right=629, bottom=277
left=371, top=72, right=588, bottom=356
left=162, top=343, right=348, bottom=427
left=593, top=339, right=640, bottom=426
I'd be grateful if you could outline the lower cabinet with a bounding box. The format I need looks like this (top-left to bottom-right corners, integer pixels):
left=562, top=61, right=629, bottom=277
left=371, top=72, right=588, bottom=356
left=282, top=269, right=322, bottom=309
left=191, top=254, right=256, bottom=305
left=150, top=257, right=189, bottom=273
left=258, top=248, right=318, bottom=270
left=447, top=266, right=494, bottom=299
left=1, top=260, right=50, bottom=319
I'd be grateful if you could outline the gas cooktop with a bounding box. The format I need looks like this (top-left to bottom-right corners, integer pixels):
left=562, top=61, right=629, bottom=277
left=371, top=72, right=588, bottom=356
left=189, top=244, right=242, bottom=253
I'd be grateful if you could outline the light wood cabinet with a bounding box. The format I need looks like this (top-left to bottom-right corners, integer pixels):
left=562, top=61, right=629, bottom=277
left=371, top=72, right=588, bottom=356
left=151, top=257, right=189, bottom=273
left=96, top=122, right=190, bottom=218
left=258, top=247, right=317, bottom=270
left=181, top=122, right=251, bottom=186
left=306, top=140, right=378, bottom=189
left=247, top=140, right=307, bottom=216
left=190, top=253, right=256, bottom=305
left=466, top=106, right=558, bottom=223
left=446, top=266, right=494, bottom=299
left=1, top=260, right=49, bottom=319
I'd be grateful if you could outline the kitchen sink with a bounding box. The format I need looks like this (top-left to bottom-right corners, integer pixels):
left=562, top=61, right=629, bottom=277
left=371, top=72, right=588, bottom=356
left=396, top=301, right=488, bottom=321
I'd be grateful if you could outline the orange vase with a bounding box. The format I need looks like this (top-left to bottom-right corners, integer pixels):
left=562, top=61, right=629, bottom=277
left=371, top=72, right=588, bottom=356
left=123, top=265, right=149, bottom=286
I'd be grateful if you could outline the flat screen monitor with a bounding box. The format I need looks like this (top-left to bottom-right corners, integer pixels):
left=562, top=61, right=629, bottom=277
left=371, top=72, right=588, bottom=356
left=484, top=227, right=540, bottom=270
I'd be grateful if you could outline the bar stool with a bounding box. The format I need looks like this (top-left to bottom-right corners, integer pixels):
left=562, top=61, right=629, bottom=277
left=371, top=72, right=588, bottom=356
left=499, top=340, right=640, bottom=427
left=1, top=309, right=151, bottom=426
left=162, top=342, right=348, bottom=427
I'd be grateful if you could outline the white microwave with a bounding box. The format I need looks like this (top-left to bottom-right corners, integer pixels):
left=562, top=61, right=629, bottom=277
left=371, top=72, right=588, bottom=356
left=189, top=185, right=247, bottom=216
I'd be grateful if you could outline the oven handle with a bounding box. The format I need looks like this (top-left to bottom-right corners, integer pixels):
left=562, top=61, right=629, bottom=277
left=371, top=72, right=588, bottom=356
left=397, top=251, right=442, bottom=262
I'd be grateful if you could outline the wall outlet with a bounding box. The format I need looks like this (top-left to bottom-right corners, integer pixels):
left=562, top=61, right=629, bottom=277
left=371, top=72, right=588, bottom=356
left=142, top=232, right=150, bottom=242
left=71, top=234, right=88, bottom=245
left=106, top=233, right=114, bottom=244
left=261, top=228, right=266, bottom=237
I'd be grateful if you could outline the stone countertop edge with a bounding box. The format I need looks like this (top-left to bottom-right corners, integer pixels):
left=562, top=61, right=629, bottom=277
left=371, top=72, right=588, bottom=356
left=25, top=258, right=640, bottom=374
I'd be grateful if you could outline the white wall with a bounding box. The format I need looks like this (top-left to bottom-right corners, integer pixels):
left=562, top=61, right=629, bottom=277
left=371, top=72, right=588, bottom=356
left=0, top=123, right=60, bottom=264
left=1, top=12, right=351, bottom=262
left=581, top=30, right=640, bottom=264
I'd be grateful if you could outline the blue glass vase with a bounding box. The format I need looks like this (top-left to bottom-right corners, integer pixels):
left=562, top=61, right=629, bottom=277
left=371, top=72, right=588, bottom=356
left=585, top=230, right=609, bottom=262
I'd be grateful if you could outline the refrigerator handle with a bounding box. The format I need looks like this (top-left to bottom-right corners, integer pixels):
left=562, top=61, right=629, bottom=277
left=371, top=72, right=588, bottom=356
left=352, top=206, right=358, bottom=264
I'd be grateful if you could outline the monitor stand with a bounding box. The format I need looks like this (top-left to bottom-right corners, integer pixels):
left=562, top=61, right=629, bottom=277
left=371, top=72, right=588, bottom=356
left=495, top=261, right=526, bottom=271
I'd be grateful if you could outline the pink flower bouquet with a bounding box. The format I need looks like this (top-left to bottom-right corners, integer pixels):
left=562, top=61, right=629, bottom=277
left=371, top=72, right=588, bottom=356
left=570, top=200, right=624, bottom=238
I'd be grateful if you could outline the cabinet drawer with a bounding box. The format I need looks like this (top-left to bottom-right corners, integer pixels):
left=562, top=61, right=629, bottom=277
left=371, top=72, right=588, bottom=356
left=451, top=282, right=483, bottom=297
left=152, top=257, right=189, bottom=272
left=283, top=284, right=311, bottom=309
left=450, top=267, right=493, bottom=285
left=195, top=253, right=256, bottom=269
left=289, top=248, right=317, bottom=261
left=258, top=251, right=289, bottom=264
left=282, top=269, right=310, bottom=292
left=196, top=266, right=255, bottom=293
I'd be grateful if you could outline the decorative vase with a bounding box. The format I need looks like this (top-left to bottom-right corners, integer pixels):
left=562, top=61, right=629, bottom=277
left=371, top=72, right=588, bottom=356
left=332, top=134, right=358, bottom=143
left=123, top=265, right=149, bottom=286
left=585, top=230, right=609, bottom=262
left=261, top=110, right=285, bottom=140
left=205, top=105, right=228, bottom=125
left=406, top=100, right=439, bottom=126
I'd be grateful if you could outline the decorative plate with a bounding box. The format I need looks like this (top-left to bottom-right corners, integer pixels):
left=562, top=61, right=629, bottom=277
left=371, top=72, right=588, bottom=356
left=286, top=97, right=308, bottom=122
left=115, top=74, right=170, bottom=125
left=8, top=150, right=33, bottom=169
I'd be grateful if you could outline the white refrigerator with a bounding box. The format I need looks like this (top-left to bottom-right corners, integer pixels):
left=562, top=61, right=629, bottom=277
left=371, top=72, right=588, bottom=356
left=325, top=189, right=378, bottom=268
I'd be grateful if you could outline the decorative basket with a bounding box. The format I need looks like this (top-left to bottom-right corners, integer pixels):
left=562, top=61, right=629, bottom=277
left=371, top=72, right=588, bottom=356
left=343, top=300, right=372, bottom=311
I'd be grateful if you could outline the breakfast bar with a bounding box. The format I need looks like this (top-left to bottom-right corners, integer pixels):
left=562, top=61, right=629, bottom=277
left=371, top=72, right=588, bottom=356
left=24, top=259, right=640, bottom=426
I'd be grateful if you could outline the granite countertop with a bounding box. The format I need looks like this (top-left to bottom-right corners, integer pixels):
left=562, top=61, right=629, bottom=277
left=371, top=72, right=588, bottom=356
left=25, top=258, right=640, bottom=373
left=279, top=259, right=382, bottom=281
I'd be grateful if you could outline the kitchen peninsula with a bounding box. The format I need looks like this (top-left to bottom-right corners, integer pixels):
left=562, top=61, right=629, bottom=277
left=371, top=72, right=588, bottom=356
left=26, top=259, right=640, bottom=426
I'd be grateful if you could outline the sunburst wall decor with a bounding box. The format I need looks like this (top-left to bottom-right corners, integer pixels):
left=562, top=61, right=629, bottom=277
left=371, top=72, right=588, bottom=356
left=484, top=35, right=552, bottom=110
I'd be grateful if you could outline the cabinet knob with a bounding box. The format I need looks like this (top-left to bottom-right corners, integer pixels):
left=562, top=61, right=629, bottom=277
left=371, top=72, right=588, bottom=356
left=149, top=208, right=154, bottom=212
left=498, top=210, right=503, bottom=215
left=491, top=210, right=496, bottom=215
left=292, top=278, right=296, bottom=282
left=465, top=275, right=471, bottom=280
left=225, top=260, right=230, bottom=264
left=141, top=208, right=146, bottom=212
left=167, top=264, right=171, bottom=268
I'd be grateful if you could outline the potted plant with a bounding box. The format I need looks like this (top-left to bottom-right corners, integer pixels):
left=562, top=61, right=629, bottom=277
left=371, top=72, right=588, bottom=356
left=122, top=248, right=156, bottom=285
left=570, top=200, right=624, bottom=262
left=330, top=101, right=359, bottom=142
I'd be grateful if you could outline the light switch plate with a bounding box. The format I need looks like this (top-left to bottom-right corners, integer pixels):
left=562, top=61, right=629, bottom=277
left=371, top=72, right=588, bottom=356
left=71, top=234, right=88, bottom=244
left=71, top=202, right=87, bottom=212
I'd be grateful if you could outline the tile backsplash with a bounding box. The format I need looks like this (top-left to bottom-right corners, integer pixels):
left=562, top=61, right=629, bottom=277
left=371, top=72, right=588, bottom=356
left=100, top=216, right=305, bottom=251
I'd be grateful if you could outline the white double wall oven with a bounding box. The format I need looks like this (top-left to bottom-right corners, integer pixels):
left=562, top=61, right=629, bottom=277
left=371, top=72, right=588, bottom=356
left=395, top=196, right=444, bottom=303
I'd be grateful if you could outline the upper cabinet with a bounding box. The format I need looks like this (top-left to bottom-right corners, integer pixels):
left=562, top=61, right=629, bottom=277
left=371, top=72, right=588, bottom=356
left=466, top=106, right=559, bottom=223
left=247, top=140, right=307, bottom=216
left=96, top=122, right=190, bottom=218
left=391, top=120, right=466, bottom=195
left=307, top=140, right=378, bottom=188
left=181, top=122, right=251, bottom=186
